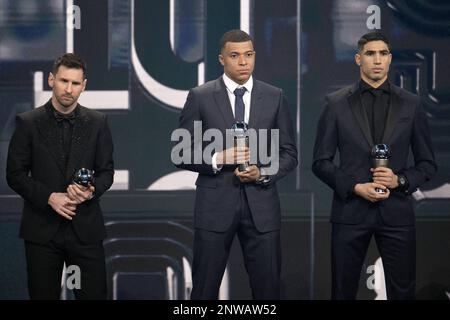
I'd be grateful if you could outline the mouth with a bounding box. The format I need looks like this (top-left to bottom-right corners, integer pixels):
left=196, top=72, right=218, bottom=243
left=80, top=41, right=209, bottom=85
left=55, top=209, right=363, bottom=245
left=372, top=68, right=383, bottom=73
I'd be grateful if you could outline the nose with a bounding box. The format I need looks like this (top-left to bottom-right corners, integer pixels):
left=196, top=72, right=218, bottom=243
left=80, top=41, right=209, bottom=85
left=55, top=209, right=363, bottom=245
left=65, top=82, right=73, bottom=93
left=238, top=55, right=247, bottom=66
left=374, top=53, right=381, bottom=64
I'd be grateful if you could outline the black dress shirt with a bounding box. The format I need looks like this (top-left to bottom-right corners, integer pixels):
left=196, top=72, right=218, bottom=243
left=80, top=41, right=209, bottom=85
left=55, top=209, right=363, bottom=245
left=360, top=79, right=390, bottom=145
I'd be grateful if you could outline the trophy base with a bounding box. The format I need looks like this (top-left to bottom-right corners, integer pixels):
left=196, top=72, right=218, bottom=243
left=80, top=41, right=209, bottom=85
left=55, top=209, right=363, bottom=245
left=375, top=187, right=387, bottom=194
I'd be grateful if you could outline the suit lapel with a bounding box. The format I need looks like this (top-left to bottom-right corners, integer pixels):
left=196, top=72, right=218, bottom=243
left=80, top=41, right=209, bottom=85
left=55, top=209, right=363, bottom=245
left=347, top=83, right=374, bottom=147
left=35, top=102, right=66, bottom=176
left=382, top=84, right=402, bottom=143
left=65, top=105, right=92, bottom=181
left=213, top=78, right=235, bottom=128
left=248, top=80, right=263, bottom=128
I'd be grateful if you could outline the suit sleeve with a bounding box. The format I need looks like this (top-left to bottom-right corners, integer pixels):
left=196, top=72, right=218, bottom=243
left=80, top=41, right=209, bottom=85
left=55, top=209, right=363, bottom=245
left=401, top=99, right=437, bottom=194
left=173, top=89, right=216, bottom=175
left=92, top=115, right=114, bottom=199
left=267, top=91, right=298, bottom=184
left=312, top=100, right=357, bottom=200
left=6, top=115, right=53, bottom=210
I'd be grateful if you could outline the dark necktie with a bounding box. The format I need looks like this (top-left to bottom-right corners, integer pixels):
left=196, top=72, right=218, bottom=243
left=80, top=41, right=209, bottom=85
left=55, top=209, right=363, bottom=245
left=234, top=87, right=246, bottom=123
left=371, top=89, right=384, bottom=144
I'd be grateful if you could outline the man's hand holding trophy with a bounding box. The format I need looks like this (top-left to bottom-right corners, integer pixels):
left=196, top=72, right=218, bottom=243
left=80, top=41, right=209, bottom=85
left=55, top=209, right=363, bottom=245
left=67, top=168, right=95, bottom=204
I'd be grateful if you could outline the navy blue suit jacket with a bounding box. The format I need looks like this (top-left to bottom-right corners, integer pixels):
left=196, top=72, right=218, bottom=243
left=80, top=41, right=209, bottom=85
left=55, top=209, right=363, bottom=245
left=176, top=77, right=298, bottom=232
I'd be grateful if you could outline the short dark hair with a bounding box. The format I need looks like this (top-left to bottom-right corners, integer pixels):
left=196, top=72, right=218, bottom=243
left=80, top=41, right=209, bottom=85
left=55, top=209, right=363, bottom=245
left=357, top=32, right=391, bottom=52
left=52, top=53, right=87, bottom=78
left=219, top=29, right=253, bottom=53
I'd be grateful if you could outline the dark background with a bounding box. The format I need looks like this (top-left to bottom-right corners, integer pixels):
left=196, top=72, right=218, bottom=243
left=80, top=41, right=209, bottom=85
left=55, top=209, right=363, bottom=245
left=0, top=0, right=449, bottom=299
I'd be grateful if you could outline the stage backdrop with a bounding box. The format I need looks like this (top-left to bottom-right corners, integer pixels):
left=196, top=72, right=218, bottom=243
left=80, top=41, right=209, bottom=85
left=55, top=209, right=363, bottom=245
left=0, top=0, right=449, bottom=299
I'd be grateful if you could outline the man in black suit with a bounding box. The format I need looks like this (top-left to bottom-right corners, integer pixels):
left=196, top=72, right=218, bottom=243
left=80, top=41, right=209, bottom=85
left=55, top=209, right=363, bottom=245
left=6, top=53, right=114, bottom=299
left=312, top=32, right=436, bottom=299
left=174, top=29, right=298, bottom=299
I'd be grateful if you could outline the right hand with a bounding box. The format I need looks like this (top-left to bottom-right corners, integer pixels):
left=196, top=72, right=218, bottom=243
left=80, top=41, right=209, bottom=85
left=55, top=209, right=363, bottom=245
left=48, top=192, right=77, bottom=220
left=217, top=146, right=250, bottom=165
left=354, top=182, right=390, bottom=202
left=67, top=183, right=95, bottom=204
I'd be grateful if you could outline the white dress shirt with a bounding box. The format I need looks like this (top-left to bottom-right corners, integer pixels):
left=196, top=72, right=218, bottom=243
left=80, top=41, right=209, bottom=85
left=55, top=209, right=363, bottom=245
left=222, top=73, right=253, bottom=124
left=212, top=74, right=254, bottom=171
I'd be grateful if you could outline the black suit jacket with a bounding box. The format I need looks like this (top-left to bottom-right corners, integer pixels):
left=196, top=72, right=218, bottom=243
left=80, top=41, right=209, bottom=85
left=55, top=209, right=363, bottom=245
left=6, top=100, right=114, bottom=244
left=312, top=82, right=436, bottom=226
left=175, top=77, right=298, bottom=232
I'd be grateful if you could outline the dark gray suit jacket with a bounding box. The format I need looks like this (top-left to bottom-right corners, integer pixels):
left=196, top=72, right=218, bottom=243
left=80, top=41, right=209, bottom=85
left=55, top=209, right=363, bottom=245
left=176, top=77, right=298, bottom=232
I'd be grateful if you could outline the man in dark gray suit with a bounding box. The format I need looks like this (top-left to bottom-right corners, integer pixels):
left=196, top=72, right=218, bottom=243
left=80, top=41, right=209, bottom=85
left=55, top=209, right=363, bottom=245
left=175, top=29, right=298, bottom=299
left=312, top=32, right=436, bottom=299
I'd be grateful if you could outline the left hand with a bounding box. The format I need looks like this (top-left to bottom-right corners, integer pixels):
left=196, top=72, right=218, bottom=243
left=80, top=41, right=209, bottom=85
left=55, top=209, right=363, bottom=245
left=371, top=167, right=398, bottom=189
left=67, top=183, right=95, bottom=204
left=234, top=165, right=261, bottom=183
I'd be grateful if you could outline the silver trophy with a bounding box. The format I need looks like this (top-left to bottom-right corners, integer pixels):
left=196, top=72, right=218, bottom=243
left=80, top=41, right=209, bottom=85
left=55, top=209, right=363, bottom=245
left=371, top=144, right=391, bottom=194
left=73, top=168, right=95, bottom=187
left=231, top=122, right=249, bottom=172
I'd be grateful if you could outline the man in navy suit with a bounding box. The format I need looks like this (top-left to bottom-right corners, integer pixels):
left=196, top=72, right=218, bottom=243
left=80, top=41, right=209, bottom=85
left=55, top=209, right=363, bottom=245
left=312, top=32, right=436, bottom=299
left=175, top=29, right=298, bottom=299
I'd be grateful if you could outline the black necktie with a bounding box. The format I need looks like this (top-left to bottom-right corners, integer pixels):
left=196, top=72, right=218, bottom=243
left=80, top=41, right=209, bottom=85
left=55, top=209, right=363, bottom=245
left=234, top=87, right=246, bottom=123
left=371, top=89, right=384, bottom=144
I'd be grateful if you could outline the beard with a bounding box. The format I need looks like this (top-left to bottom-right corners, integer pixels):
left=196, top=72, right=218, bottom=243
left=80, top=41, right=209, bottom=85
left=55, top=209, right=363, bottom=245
left=56, top=94, right=75, bottom=108
left=371, top=73, right=384, bottom=80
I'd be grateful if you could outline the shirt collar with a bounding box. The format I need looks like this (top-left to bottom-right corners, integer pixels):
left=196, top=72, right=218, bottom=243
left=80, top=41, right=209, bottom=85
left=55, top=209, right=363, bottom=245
left=222, top=73, right=253, bottom=95
left=360, top=79, right=390, bottom=94
left=50, top=102, right=79, bottom=124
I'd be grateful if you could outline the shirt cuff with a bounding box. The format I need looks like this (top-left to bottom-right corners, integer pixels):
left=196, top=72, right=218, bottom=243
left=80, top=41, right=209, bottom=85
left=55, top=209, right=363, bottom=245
left=212, top=153, right=223, bottom=173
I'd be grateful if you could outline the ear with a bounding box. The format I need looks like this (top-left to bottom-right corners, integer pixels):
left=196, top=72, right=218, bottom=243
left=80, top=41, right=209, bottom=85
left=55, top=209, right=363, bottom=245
left=82, top=79, right=87, bottom=92
left=48, top=72, right=55, bottom=88
left=218, top=54, right=225, bottom=66
left=355, top=53, right=361, bottom=66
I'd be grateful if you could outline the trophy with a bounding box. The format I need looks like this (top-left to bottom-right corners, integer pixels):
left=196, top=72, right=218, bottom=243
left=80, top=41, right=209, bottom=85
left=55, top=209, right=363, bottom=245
left=371, top=144, right=391, bottom=194
left=231, top=122, right=249, bottom=172
left=72, top=168, right=95, bottom=187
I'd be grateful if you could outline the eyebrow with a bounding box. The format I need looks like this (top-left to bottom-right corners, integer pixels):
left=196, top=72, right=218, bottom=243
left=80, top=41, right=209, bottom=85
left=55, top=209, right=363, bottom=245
left=59, top=77, right=82, bottom=84
left=364, top=49, right=390, bottom=54
left=229, top=50, right=254, bottom=54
